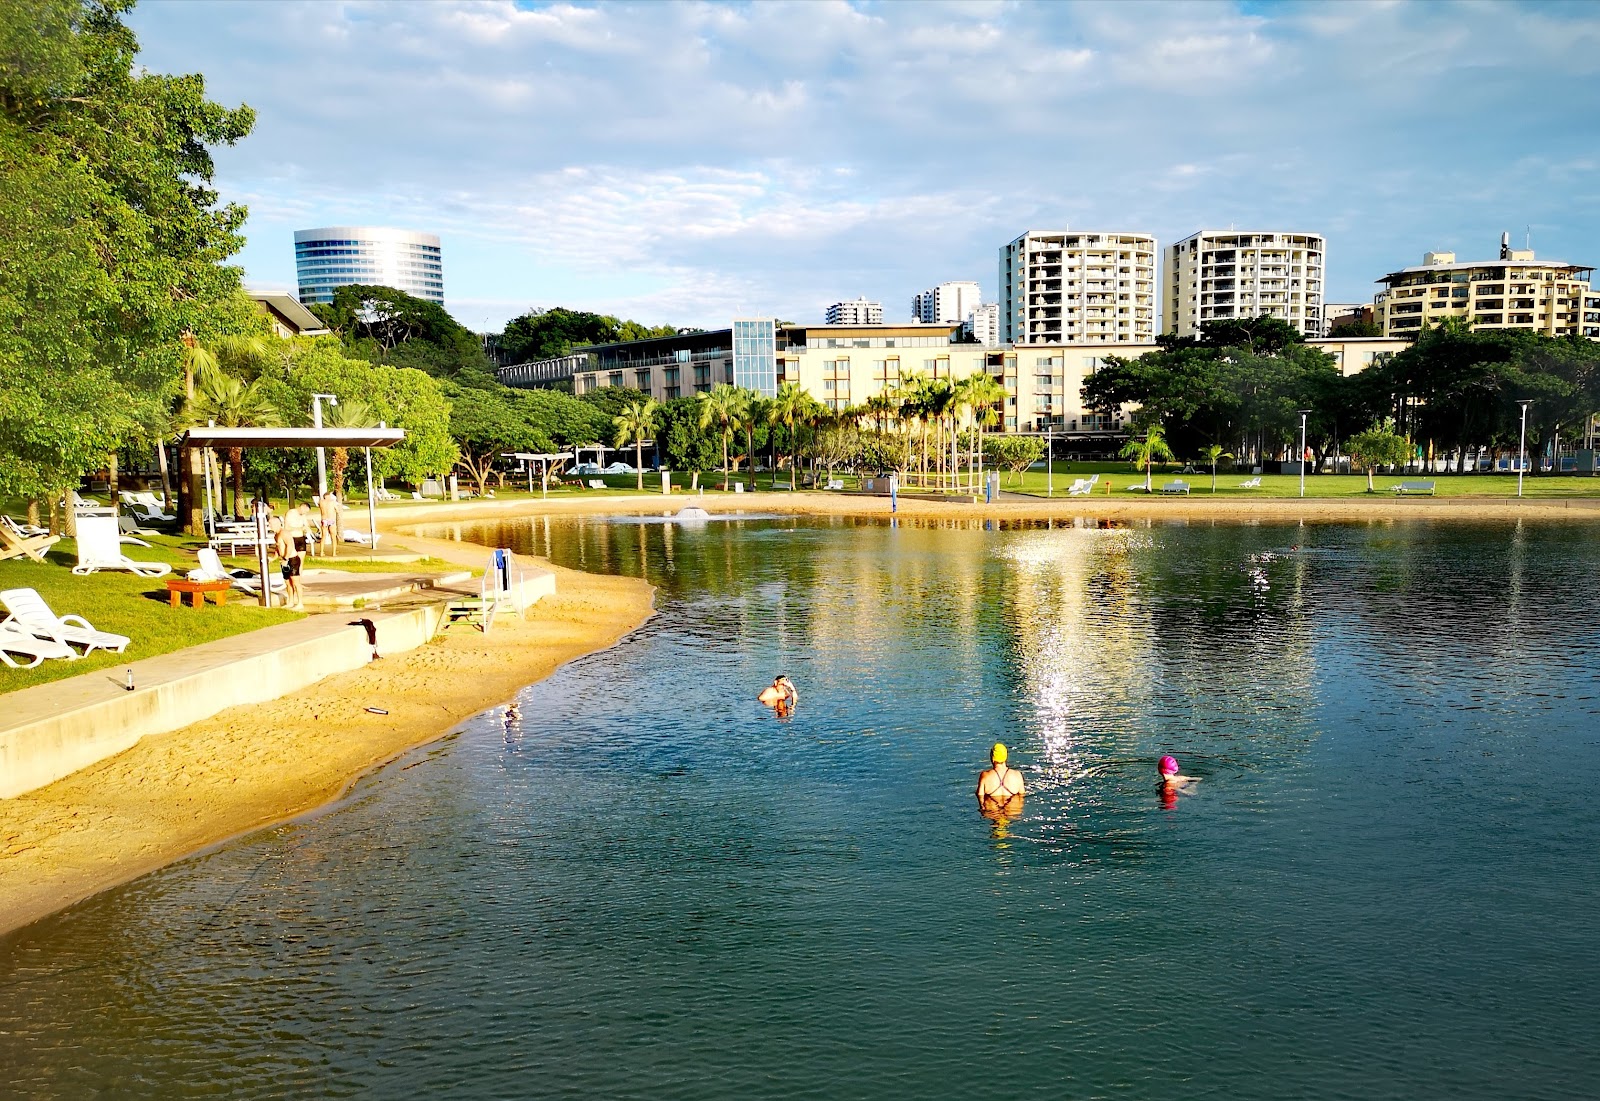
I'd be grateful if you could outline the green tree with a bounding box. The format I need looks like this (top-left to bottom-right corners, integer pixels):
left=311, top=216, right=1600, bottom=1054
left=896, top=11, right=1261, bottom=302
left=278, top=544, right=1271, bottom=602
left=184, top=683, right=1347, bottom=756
left=985, top=435, right=1044, bottom=486
left=770, top=382, right=815, bottom=490
left=1120, top=423, right=1176, bottom=490
left=313, top=284, right=493, bottom=383
left=1199, top=443, right=1231, bottom=493
left=321, top=397, right=374, bottom=497
left=1346, top=418, right=1412, bottom=492
left=613, top=398, right=660, bottom=491
left=0, top=0, right=256, bottom=520
left=696, top=383, right=743, bottom=486
left=183, top=366, right=281, bottom=516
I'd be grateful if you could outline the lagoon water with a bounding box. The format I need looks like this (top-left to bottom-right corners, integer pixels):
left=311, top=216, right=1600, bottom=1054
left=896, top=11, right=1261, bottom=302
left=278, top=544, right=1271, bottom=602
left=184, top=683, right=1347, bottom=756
left=2, top=516, right=1596, bottom=1098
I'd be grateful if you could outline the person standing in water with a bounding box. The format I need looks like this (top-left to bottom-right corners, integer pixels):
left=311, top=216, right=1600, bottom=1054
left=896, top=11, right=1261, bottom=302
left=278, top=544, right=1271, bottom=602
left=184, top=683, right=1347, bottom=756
left=1158, top=755, right=1199, bottom=791
left=976, top=742, right=1026, bottom=806
left=758, top=675, right=798, bottom=707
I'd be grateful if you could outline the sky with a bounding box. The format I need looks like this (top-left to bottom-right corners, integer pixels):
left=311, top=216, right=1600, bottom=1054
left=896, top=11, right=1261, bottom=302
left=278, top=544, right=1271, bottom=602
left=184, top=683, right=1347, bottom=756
left=127, top=0, right=1600, bottom=333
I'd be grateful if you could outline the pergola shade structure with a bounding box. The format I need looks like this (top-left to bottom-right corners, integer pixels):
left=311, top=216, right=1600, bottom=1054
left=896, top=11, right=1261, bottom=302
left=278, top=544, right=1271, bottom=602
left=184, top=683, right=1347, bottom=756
left=178, top=425, right=407, bottom=606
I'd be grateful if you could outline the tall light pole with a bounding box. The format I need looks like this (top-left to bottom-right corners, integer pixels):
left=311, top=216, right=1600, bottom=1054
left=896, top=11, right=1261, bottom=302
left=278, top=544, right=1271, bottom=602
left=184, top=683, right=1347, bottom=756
left=1517, top=399, right=1532, bottom=498
left=311, top=393, right=339, bottom=497
left=1046, top=421, right=1053, bottom=498
left=1298, top=409, right=1311, bottom=498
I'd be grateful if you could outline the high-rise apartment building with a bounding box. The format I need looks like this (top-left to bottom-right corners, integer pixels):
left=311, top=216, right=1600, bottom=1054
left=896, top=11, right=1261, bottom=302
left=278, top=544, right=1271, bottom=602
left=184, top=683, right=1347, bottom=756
left=912, top=281, right=981, bottom=324
left=824, top=297, right=883, bottom=325
left=294, top=227, right=444, bottom=305
left=1374, top=235, right=1600, bottom=339
left=1163, top=231, right=1325, bottom=338
left=964, top=303, right=1000, bottom=347
left=999, top=230, right=1157, bottom=345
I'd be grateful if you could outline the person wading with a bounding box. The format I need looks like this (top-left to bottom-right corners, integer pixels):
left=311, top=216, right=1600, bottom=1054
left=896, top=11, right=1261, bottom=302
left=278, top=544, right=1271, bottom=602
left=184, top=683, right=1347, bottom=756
left=976, top=742, right=1026, bottom=808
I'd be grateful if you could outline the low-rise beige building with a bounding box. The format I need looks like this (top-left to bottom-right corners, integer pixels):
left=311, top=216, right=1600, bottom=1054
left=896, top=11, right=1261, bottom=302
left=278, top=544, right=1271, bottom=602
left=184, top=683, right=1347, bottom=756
left=1374, top=236, right=1600, bottom=339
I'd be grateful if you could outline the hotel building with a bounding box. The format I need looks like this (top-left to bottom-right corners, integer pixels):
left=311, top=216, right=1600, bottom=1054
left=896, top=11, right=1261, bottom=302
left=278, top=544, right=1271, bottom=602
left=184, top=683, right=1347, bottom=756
left=912, top=281, right=981, bottom=324
left=1164, top=230, right=1325, bottom=338
left=293, top=226, right=444, bottom=306
left=824, top=297, right=884, bottom=325
left=999, top=230, right=1157, bottom=346
left=1374, top=236, right=1600, bottom=339
left=964, top=303, right=1000, bottom=347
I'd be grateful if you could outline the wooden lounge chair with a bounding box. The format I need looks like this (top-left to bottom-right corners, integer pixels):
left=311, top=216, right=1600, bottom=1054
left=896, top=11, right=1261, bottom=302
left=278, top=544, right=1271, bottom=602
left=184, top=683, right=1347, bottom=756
left=0, top=587, right=130, bottom=658
left=0, top=522, right=59, bottom=563
left=0, top=621, right=76, bottom=669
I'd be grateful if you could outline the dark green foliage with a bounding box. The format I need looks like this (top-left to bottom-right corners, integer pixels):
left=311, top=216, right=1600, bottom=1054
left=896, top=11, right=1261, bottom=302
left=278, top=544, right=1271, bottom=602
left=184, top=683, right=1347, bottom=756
left=656, top=397, right=721, bottom=472
left=499, top=307, right=681, bottom=363
left=313, top=284, right=494, bottom=384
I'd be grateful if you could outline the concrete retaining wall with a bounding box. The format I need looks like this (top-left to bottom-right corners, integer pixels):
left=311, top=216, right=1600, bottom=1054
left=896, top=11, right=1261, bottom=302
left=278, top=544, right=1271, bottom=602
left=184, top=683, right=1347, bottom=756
left=0, top=570, right=552, bottom=799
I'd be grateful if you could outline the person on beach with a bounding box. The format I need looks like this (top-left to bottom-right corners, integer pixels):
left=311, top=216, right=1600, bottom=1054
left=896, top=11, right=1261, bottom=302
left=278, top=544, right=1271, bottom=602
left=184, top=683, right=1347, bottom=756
left=976, top=742, right=1026, bottom=811
left=318, top=491, right=342, bottom=558
left=273, top=514, right=304, bottom=610
left=758, top=676, right=798, bottom=708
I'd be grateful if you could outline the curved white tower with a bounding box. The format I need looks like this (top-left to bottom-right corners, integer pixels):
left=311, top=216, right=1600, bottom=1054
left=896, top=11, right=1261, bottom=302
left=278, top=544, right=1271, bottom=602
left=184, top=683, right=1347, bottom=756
left=294, top=226, right=444, bottom=306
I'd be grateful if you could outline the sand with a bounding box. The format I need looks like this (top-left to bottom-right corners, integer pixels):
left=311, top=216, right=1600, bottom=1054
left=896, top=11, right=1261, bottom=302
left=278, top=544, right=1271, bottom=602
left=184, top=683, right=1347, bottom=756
left=4, top=486, right=1596, bottom=938
left=0, top=533, right=654, bottom=939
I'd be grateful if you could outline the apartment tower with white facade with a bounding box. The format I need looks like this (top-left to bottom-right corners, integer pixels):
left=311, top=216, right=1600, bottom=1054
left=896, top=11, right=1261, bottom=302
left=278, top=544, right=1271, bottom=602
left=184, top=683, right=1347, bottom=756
left=912, top=280, right=981, bottom=324
left=999, top=230, right=1157, bottom=345
left=1163, top=230, right=1325, bottom=338
left=824, top=297, right=884, bottom=325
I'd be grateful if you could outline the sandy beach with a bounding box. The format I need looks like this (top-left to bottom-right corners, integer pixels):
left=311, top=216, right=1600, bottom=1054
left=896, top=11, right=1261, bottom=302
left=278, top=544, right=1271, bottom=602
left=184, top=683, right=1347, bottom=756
left=0, top=532, right=654, bottom=939
left=3, top=487, right=1596, bottom=938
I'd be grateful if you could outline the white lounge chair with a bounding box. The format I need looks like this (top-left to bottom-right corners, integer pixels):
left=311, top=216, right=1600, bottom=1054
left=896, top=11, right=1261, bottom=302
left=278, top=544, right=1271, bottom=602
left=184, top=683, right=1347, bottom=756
left=586, top=480, right=606, bottom=490
left=0, top=621, right=76, bottom=669
left=119, top=492, right=173, bottom=523
left=2, top=514, right=48, bottom=539
left=0, top=587, right=130, bottom=658
left=1238, top=477, right=1262, bottom=489
left=342, top=528, right=381, bottom=547
left=1067, top=474, right=1100, bottom=496
left=192, top=547, right=286, bottom=596
left=70, top=512, right=171, bottom=577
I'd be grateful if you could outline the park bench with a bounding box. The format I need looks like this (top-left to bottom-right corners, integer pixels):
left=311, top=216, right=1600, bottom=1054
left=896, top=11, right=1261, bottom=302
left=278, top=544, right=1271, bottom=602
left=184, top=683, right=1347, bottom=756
left=1158, top=480, right=1191, bottom=495
left=1392, top=480, right=1436, bottom=496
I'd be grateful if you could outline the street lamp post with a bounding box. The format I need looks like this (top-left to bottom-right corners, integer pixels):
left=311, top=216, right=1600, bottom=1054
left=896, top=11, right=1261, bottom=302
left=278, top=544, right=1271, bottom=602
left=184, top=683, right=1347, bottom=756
left=1046, top=421, right=1053, bottom=498
left=311, top=393, right=339, bottom=497
left=1298, top=409, right=1311, bottom=498
left=1517, top=400, right=1532, bottom=498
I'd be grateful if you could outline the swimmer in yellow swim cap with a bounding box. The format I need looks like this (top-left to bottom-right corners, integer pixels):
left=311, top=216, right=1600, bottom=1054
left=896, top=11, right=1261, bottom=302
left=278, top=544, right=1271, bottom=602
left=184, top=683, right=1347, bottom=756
left=976, top=742, right=1026, bottom=807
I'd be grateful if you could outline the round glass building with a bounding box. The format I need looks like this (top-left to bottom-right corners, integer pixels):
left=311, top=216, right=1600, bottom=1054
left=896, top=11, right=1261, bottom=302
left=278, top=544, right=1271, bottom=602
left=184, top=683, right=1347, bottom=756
left=294, top=226, right=444, bottom=305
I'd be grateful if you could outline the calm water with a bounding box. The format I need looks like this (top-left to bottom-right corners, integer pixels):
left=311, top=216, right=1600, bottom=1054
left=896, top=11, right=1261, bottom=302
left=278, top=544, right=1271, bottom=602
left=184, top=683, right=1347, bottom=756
left=2, top=516, right=1597, bottom=1099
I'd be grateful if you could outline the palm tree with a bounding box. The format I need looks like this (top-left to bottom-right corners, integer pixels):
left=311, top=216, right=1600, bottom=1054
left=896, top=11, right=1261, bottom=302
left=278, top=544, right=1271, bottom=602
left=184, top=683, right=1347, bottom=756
left=323, top=398, right=376, bottom=497
left=613, top=398, right=660, bottom=491
left=771, top=381, right=810, bottom=490
left=696, top=384, right=742, bottom=488
left=1200, top=442, right=1231, bottom=493
left=183, top=368, right=282, bottom=517
left=962, top=372, right=1006, bottom=492
left=740, top=392, right=765, bottom=490
left=1120, top=423, right=1175, bottom=491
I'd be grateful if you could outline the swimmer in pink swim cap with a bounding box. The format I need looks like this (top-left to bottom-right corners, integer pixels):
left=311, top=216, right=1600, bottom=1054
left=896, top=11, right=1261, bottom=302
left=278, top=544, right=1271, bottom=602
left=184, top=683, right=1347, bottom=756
left=1158, top=755, right=1199, bottom=792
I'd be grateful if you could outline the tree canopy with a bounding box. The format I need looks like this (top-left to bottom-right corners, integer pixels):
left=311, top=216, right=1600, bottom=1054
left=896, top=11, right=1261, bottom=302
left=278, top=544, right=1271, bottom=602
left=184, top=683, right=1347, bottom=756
left=499, top=307, right=688, bottom=363
left=310, top=284, right=495, bottom=385
left=0, top=0, right=258, bottom=501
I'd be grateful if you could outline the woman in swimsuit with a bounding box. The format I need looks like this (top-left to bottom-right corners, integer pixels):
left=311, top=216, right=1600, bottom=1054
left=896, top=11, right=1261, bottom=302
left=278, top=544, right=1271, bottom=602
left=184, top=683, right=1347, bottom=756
left=976, top=742, right=1026, bottom=811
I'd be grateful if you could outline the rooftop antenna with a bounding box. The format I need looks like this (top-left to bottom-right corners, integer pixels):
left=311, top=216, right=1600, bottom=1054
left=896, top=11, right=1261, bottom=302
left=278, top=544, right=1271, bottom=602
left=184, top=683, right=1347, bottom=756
left=1526, top=224, right=1531, bottom=251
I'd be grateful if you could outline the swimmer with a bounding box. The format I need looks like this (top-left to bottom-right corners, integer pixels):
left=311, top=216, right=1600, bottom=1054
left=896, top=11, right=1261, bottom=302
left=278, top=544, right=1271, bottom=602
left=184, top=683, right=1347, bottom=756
left=1158, top=755, right=1199, bottom=791
left=758, top=675, right=798, bottom=707
left=976, top=742, right=1026, bottom=807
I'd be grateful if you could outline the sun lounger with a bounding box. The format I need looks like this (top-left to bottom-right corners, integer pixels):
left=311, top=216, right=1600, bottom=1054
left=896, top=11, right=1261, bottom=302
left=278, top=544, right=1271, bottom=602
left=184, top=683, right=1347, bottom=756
left=0, top=587, right=130, bottom=658
left=0, top=522, right=59, bottom=563
left=192, top=548, right=284, bottom=595
left=0, top=621, right=76, bottom=669
left=3, top=514, right=48, bottom=539
left=342, top=528, right=381, bottom=547
left=1067, top=474, right=1100, bottom=496
left=1158, top=480, right=1191, bottom=495
left=71, top=513, right=172, bottom=577
left=1238, top=477, right=1262, bottom=489
left=587, top=480, right=606, bottom=490
left=119, top=492, right=173, bottom=523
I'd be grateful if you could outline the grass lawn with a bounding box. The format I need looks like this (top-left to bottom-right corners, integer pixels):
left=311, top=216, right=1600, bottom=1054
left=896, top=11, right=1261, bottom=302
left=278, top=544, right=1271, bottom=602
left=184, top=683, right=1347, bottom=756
left=992, top=462, right=1600, bottom=499
left=0, top=537, right=301, bottom=694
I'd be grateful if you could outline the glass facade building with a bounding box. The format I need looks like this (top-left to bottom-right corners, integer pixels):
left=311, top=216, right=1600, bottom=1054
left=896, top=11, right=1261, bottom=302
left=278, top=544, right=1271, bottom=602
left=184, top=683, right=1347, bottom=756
left=294, top=226, right=445, bottom=306
left=732, top=319, right=778, bottom=397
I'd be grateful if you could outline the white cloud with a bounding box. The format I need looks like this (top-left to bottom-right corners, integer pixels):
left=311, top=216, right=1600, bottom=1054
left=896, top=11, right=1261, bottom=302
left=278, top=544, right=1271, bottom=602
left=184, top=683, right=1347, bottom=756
left=128, top=0, right=1600, bottom=323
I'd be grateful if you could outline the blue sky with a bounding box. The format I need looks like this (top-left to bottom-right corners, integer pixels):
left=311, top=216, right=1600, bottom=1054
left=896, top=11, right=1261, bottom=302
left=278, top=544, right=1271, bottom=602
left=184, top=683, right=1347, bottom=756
left=128, top=0, right=1600, bottom=332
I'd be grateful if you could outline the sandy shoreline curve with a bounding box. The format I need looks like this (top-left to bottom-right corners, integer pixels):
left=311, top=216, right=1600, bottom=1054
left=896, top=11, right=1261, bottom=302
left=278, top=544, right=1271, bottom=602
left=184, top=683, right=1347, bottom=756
left=0, top=531, right=654, bottom=939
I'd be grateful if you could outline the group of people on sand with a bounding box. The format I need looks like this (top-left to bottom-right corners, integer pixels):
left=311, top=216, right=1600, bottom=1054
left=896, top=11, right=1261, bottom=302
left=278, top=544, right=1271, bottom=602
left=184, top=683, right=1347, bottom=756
left=976, top=744, right=1199, bottom=820
left=252, top=491, right=345, bottom=611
